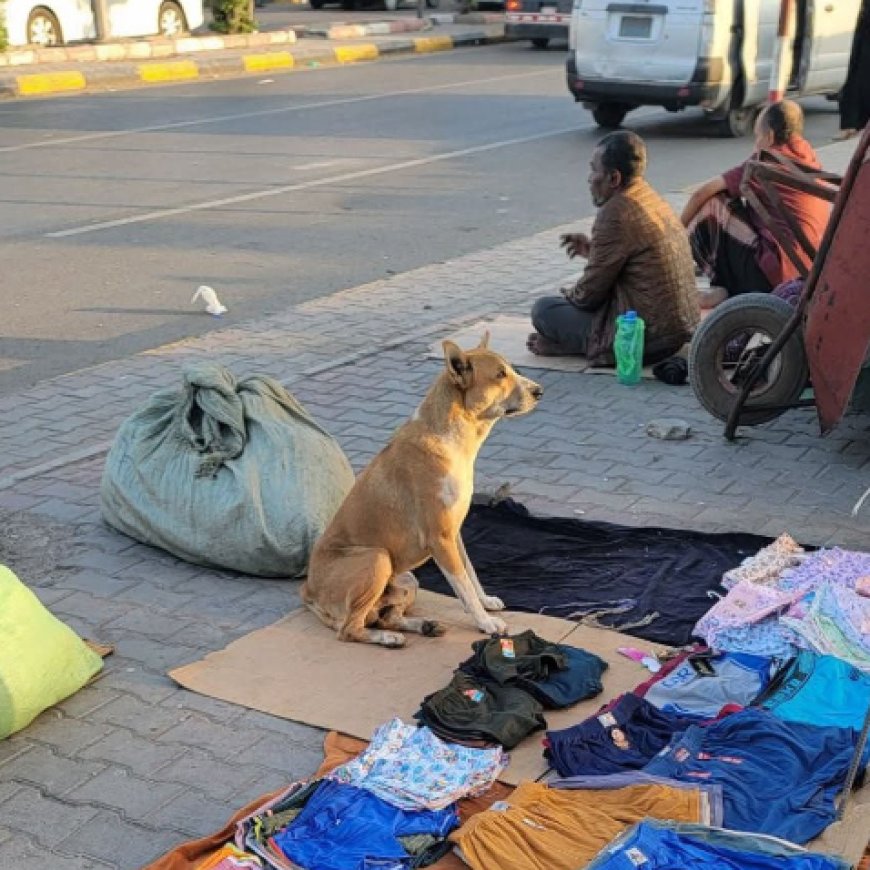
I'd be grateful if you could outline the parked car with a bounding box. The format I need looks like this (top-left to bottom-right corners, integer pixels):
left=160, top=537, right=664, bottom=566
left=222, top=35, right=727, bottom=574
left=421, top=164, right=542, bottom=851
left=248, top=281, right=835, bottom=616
left=565, top=0, right=861, bottom=135
left=505, top=0, right=571, bottom=48
left=4, top=0, right=204, bottom=47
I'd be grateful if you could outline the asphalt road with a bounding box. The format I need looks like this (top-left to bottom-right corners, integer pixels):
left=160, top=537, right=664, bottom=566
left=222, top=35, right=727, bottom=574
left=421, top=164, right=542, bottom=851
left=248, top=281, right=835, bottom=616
left=0, top=42, right=840, bottom=394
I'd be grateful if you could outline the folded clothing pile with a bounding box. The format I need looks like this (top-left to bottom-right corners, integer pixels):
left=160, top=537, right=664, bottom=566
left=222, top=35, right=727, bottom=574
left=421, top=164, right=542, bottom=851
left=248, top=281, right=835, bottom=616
left=587, top=820, right=852, bottom=870
left=416, top=630, right=608, bottom=749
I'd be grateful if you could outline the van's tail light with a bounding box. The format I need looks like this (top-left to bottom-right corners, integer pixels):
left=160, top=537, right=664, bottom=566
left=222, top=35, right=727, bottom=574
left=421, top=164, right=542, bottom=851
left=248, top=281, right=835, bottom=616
left=506, top=0, right=522, bottom=10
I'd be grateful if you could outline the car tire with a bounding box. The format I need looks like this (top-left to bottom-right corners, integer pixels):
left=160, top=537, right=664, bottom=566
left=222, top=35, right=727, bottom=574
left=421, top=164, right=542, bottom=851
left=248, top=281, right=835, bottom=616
left=688, top=293, right=809, bottom=425
left=309, top=0, right=325, bottom=7
left=716, top=105, right=754, bottom=138
left=591, top=103, right=628, bottom=129
left=27, top=7, right=64, bottom=46
left=159, top=1, right=188, bottom=38
left=531, top=38, right=550, bottom=48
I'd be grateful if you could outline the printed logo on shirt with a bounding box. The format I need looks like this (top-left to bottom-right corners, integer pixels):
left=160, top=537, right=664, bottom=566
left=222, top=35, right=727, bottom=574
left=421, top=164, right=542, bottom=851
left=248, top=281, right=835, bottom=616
left=500, top=638, right=516, bottom=659
left=674, top=748, right=691, bottom=762
left=598, top=712, right=618, bottom=728
left=462, top=689, right=485, bottom=703
left=624, top=847, right=649, bottom=866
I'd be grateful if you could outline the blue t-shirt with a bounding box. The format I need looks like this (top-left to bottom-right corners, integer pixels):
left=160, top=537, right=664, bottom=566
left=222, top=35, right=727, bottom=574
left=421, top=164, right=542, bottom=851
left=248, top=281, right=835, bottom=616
left=273, top=780, right=458, bottom=870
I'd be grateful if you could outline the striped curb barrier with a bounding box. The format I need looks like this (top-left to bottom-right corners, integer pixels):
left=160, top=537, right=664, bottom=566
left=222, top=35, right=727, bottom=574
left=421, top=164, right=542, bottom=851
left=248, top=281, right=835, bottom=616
left=0, top=27, right=505, bottom=99
left=0, top=29, right=300, bottom=69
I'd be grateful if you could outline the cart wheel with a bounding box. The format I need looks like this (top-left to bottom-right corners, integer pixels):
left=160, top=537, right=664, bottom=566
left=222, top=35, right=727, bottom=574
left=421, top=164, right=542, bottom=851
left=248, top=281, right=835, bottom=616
left=688, top=293, right=809, bottom=425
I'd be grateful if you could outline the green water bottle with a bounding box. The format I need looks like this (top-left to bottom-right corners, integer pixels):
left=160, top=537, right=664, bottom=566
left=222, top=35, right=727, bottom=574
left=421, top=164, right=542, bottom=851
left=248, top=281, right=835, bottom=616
left=615, top=310, right=645, bottom=385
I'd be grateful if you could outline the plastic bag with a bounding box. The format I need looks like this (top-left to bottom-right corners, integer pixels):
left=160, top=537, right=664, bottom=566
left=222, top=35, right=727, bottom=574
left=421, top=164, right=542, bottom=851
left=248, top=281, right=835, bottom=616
left=0, top=565, right=103, bottom=740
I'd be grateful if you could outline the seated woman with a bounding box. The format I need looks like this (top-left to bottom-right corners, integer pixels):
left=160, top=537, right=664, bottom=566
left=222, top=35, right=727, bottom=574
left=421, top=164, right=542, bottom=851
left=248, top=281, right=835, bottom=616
left=681, top=101, right=830, bottom=309
left=528, top=131, right=699, bottom=365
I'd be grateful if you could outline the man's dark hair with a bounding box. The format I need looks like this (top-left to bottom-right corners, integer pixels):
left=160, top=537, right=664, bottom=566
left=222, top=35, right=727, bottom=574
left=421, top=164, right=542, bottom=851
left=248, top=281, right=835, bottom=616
left=760, top=100, right=804, bottom=145
left=596, top=131, right=648, bottom=185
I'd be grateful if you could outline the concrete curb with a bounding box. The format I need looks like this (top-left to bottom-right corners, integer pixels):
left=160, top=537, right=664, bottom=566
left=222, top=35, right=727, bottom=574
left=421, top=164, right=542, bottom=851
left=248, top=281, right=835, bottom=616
left=0, top=26, right=506, bottom=98
left=0, top=29, right=299, bottom=68
left=302, top=18, right=431, bottom=39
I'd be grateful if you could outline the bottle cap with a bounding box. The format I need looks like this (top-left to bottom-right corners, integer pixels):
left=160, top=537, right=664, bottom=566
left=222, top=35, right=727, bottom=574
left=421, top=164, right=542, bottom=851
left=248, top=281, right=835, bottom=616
left=624, top=310, right=637, bottom=322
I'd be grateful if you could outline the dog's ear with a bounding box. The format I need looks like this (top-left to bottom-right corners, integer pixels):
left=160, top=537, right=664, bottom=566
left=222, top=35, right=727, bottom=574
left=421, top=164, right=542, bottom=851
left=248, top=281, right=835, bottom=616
left=443, top=340, right=474, bottom=390
left=477, top=331, right=491, bottom=350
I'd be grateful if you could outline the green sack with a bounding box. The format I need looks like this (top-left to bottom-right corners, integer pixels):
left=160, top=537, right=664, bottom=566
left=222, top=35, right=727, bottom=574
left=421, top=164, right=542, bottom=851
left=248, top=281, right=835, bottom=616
left=0, top=565, right=104, bottom=740
left=100, top=363, right=355, bottom=577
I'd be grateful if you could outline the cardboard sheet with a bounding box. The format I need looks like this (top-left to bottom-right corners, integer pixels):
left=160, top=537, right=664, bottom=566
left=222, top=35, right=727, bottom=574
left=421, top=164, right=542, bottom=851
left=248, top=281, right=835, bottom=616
left=169, top=590, right=646, bottom=785
left=429, top=315, right=658, bottom=377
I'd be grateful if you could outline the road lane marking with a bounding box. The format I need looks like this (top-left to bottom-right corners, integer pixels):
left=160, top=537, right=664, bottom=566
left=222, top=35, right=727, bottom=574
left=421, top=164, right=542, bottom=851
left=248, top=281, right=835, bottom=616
left=138, top=61, right=200, bottom=83
left=45, top=124, right=581, bottom=238
left=242, top=52, right=295, bottom=72
left=333, top=44, right=380, bottom=64
left=16, top=72, right=87, bottom=96
left=0, top=68, right=554, bottom=154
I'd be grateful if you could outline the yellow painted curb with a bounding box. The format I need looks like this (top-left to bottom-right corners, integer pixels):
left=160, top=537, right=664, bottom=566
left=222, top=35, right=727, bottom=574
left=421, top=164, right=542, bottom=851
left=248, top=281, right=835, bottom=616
left=17, top=71, right=86, bottom=96
left=138, top=60, right=200, bottom=83
left=333, top=44, right=379, bottom=64
left=243, top=52, right=295, bottom=73
left=414, top=36, right=454, bottom=53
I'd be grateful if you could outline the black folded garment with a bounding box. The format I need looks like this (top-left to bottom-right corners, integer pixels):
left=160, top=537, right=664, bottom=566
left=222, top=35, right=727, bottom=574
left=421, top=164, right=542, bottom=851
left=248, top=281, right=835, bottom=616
left=459, top=630, right=608, bottom=709
left=415, top=671, right=546, bottom=750
left=416, top=498, right=772, bottom=646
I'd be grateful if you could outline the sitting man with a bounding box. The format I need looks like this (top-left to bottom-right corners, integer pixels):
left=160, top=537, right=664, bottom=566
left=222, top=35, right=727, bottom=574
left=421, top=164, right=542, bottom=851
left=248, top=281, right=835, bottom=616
left=681, top=100, right=829, bottom=308
left=528, top=131, right=699, bottom=366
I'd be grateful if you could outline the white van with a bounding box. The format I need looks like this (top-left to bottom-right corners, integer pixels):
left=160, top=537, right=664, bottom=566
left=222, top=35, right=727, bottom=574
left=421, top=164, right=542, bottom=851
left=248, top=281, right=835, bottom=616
left=4, top=0, right=204, bottom=47
left=565, top=0, right=860, bottom=135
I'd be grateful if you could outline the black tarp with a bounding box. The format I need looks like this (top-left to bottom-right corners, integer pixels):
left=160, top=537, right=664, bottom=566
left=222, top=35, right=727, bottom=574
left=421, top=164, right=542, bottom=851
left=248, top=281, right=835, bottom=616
left=415, top=498, right=772, bottom=646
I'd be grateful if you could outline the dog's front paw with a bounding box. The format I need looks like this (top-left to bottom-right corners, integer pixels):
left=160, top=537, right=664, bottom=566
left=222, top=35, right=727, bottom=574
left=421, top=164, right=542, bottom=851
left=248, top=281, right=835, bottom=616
left=376, top=630, right=407, bottom=648
left=480, top=595, right=505, bottom=612
left=422, top=620, right=447, bottom=637
left=478, top=615, right=508, bottom=636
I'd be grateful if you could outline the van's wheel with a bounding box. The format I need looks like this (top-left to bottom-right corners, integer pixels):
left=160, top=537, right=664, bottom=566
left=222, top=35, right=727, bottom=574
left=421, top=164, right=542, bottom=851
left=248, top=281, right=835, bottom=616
left=688, top=293, right=809, bottom=425
left=159, top=1, right=188, bottom=37
left=591, top=103, right=628, bottom=129
left=27, top=7, right=63, bottom=46
left=531, top=38, right=550, bottom=48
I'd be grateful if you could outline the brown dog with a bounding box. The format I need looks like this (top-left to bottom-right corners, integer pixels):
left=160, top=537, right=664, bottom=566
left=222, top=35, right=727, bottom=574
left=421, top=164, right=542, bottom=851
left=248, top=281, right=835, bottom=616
left=300, top=334, right=543, bottom=648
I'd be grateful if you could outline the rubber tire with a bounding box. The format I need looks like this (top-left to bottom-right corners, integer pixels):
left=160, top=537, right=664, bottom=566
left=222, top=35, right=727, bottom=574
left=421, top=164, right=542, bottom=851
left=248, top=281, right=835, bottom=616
left=309, top=0, right=325, bottom=8
left=27, top=7, right=63, bottom=46
left=688, top=293, right=809, bottom=426
left=716, top=105, right=754, bottom=138
left=158, top=1, right=188, bottom=38
left=384, top=0, right=400, bottom=10
left=591, top=103, right=628, bottom=129
left=531, top=37, right=550, bottom=48
left=426, top=0, right=441, bottom=7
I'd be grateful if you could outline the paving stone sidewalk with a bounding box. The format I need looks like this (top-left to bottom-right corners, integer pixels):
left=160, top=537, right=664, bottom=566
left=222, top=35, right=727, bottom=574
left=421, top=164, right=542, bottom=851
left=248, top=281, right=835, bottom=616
left=1, top=144, right=868, bottom=869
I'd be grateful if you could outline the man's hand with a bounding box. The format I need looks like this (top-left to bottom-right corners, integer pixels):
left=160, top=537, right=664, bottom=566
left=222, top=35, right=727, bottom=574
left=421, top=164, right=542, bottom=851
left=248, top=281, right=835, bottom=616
left=560, top=232, right=591, bottom=260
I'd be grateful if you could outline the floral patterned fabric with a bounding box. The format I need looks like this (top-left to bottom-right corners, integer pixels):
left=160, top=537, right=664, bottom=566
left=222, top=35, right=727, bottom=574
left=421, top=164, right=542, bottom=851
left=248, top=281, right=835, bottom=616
left=328, top=718, right=507, bottom=811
